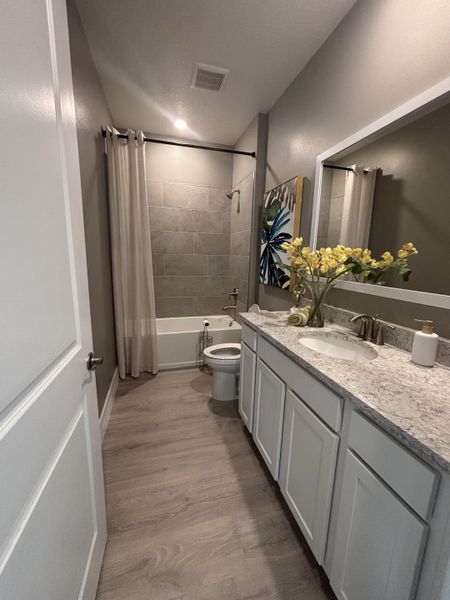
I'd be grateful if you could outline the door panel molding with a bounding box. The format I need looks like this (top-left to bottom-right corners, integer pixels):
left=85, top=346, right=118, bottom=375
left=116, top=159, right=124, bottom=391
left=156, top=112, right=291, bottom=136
left=0, top=408, right=83, bottom=572
left=0, top=343, right=81, bottom=439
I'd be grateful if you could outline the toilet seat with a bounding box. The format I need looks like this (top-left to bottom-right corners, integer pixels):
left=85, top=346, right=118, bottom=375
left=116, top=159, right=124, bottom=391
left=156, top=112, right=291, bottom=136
left=203, top=343, right=241, bottom=401
left=203, top=343, right=241, bottom=361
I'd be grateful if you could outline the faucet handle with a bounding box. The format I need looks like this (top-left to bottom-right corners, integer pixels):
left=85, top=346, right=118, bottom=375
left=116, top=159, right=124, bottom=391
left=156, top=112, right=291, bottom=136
left=350, top=314, right=370, bottom=339
left=356, top=319, right=367, bottom=339
left=374, top=322, right=395, bottom=346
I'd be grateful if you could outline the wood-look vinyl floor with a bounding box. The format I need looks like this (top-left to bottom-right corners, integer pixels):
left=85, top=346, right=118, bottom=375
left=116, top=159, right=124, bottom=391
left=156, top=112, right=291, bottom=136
left=96, top=368, right=331, bottom=600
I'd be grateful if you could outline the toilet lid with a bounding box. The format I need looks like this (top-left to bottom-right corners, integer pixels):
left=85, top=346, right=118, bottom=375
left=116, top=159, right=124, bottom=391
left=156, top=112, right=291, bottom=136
left=203, top=343, right=241, bottom=359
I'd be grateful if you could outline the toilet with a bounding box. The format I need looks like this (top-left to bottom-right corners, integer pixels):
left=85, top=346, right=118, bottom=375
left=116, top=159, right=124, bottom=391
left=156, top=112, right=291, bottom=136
left=203, top=343, right=241, bottom=401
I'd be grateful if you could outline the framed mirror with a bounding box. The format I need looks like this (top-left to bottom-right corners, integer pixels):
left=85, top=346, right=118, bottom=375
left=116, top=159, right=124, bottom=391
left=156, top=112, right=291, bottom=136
left=310, top=77, right=450, bottom=309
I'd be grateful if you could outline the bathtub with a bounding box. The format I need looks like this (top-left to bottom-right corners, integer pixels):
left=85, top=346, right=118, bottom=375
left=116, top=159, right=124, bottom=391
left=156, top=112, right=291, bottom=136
left=156, top=315, right=242, bottom=370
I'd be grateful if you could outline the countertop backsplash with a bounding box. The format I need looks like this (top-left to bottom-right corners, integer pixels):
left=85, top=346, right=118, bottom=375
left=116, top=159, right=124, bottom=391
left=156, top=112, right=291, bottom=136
left=321, top=303, right=450, bottom=368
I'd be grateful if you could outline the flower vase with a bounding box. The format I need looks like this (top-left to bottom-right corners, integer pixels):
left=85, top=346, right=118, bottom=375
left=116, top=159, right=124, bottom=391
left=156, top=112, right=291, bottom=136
left=305, top=280, right=335, bottom=328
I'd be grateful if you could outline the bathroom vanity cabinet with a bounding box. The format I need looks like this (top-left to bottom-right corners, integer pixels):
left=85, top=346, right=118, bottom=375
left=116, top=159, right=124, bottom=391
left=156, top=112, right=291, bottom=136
left=238, top=342, right=256, bottom=432
left=239, top=322, right=445, bottom=600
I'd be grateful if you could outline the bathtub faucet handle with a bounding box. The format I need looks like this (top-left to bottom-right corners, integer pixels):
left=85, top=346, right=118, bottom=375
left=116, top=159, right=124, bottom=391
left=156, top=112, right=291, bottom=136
left=229, top=288, right=239, bottom=303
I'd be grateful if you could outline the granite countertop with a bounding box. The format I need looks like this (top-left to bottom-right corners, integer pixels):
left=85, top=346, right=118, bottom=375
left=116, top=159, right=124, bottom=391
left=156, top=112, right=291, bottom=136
left=240, top=311, right=450, bottom=473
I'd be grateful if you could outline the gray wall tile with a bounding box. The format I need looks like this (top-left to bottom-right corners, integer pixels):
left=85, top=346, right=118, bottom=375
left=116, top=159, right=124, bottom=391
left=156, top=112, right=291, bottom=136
left=147, top=181, right=163, bottom=206
left=164, top=254, right=207, bottom=276
left=222, top=209, right=231, bottom=233
left=152, top=253, right=164, bottom=276
left=230, top=173, right=254, bottom=233
left=220, top=277, right=234, bottom=295
left=208, top=255, right=230, bottom=276
left=180, top=276, right=223, bottom=297
left=163, top=182, right=208, bottom=210
left=194, top=296, right=227, bottom=316
left=194, top=233, right=230, bottom=255
left=156, top=297, right=194, bottom=318
left=208, top=187, right=231, bottom=212
left=152, top=231, right=193, bottom=254
left=230, top=230, right=251, bottom=256
left=149, top=207, right=179, bottom=231
left=154, top=276, right=223, bottom=298
left=149, top=179, right=252, bottom=317
left=178, top=209, right=223, bottom=233
left=230, top=254, right=250, bottom=281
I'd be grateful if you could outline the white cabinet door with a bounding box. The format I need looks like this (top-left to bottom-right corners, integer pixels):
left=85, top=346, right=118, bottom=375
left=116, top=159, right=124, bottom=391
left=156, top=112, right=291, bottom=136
left=279, top=390, right=339, bottom=564
left=253, top=359, right=286, bottom=479
left=330, top=451, right=428, bottom=600
left=239, top=342, right=256, bottom=432
left=0, top=1, right=106, bottom=598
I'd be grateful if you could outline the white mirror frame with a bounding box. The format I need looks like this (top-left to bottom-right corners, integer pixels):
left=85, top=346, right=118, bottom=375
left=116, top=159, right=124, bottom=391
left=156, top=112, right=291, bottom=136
left=310, top=76, right=450, bottom=310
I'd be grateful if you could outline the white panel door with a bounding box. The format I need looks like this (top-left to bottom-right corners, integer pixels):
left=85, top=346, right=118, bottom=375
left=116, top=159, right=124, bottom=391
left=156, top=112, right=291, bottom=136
left=330, top=451, right=428, bottom=600
left=279, top=390, right=339, bottom=564
left=253, top=359, right=286, bottom=479
left=0, top=1, right=107, bottom=599
left=238, top=342, right=256, bottom=432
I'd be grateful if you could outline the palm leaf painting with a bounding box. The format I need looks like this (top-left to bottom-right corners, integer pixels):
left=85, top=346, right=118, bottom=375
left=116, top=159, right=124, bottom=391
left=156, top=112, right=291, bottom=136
left=260, top=176, right=304, bottom=289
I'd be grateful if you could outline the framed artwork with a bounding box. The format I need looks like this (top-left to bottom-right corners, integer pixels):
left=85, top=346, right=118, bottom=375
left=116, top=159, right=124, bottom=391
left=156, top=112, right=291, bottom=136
left=260, top=176, right=304, bottom=289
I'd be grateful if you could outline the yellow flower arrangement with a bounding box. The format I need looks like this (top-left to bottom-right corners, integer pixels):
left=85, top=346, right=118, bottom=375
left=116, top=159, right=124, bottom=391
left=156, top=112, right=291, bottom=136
left=280, top=238, right=417, bottom=327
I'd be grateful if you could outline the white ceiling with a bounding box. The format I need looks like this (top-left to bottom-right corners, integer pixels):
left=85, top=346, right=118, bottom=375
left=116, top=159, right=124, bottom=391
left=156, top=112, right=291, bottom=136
left=75, top=0, right=356, bottom=146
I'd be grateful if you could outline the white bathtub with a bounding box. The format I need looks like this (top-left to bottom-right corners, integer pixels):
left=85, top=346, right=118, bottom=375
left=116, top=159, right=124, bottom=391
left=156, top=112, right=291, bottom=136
left=157, top=315, right=242, bottom=370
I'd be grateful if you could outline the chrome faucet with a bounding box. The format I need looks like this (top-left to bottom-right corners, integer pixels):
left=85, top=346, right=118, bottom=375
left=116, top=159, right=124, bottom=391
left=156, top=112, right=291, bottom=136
left=350, top=313, right=394, bottom=345
left=350, top=313, right=375, bottom=341
left=223, top=288, right=239, bottom=321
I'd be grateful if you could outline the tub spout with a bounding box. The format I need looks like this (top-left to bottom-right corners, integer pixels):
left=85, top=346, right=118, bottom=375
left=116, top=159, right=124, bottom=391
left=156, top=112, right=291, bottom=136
left=223, top=305, right=237, bottom=321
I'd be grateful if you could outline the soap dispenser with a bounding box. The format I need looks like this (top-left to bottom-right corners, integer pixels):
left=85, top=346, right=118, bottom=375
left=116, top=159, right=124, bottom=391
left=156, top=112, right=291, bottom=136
left=411, top=319, right=438, bottom=367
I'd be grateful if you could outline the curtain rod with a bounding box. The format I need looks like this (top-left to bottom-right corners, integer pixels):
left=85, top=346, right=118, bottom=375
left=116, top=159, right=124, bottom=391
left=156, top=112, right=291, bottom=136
left=101, top=129, right=256, bottom=158
left=324, top=164, right=370, bottom=173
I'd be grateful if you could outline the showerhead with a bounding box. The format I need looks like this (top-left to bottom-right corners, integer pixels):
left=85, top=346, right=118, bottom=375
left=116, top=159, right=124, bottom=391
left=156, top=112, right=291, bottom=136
left=226, top=189, right=240, bottom=199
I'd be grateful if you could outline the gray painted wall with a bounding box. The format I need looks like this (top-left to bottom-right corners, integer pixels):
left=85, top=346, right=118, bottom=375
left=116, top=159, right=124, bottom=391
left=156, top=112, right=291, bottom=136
left=233, top=117, right=258, bottom=188
left=67, top=0, right=117, bottom=413
left=260, top=0, right=450, bottom=337
left=146, top=142, right=233, bottom=187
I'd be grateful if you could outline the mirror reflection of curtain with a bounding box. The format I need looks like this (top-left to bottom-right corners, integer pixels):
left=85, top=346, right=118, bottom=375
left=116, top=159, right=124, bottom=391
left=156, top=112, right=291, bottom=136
left=340, top=165, right=377, bottom=248
left=106, top=128, right=158, bottom=378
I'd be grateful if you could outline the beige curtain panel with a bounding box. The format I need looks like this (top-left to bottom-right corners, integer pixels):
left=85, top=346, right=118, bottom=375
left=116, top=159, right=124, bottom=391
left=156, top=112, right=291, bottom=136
left=106, top=128, right=158, bottom=378
left=340, top=164, right=377, bottom=249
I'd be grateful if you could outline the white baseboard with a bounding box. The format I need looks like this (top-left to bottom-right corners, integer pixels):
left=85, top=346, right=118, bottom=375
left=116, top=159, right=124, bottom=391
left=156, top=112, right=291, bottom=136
left=99, top=368, right=119, bottom=441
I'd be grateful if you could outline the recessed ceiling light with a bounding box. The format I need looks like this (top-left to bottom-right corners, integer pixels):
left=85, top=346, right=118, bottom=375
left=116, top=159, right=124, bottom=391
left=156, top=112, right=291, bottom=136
left=174, top=119, right=187, bottom=130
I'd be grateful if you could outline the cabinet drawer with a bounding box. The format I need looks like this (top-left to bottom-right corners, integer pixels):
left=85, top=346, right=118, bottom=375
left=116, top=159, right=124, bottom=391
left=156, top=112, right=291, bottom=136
left=241, top=323, right=257, bottom=351
left=258, top=337, right=342, bottom=432
left=349, top=411, right=439, bottom=520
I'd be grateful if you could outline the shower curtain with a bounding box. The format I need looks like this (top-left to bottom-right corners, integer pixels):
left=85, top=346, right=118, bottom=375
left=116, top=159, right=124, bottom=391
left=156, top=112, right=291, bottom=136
left=339, top=165, right=377, bottom=249
left=106, top=128, right=158, bottom=378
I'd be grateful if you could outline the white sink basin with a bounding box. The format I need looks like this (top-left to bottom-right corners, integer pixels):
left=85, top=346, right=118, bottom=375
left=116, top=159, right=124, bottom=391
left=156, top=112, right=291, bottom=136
left=299, top=331, right=377, bottom=362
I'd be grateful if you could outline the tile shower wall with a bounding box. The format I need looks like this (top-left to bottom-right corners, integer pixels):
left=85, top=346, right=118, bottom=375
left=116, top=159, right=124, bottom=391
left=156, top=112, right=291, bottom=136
left=149, top=181, right=232, bottom=317
left=228, top=172, right=254, bottom=313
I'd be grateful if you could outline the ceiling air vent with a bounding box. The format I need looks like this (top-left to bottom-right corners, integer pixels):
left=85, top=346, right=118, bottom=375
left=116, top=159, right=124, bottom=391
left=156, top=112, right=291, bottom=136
left=191, top=62, right=230, bottom=92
